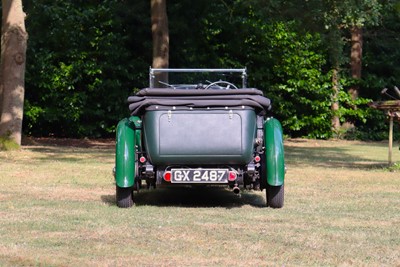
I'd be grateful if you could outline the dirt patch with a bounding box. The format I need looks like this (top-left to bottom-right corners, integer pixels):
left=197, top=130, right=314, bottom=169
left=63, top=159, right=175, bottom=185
left=22, top=137, right=115, bottom=149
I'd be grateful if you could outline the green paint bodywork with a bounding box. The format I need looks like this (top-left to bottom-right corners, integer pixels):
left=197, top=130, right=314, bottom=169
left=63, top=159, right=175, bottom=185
left=264, top=118, right=285, bottom=186
left=115, top=113, right=284, bottom=188
left=115, top=116, right=142, bottom=188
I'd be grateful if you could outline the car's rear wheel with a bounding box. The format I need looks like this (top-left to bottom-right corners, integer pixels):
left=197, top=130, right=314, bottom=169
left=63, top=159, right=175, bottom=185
left=116, top=186, right=134, bottom=208
left=266, top=184, right=284, bottom=208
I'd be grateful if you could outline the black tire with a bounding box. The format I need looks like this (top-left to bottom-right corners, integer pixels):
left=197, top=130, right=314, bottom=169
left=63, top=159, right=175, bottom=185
left=267, top=184, right=284, bottom=208
left=116, top=186, right=134, bottom=208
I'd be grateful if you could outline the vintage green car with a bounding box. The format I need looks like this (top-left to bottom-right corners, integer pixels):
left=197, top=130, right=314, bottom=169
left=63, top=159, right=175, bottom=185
left=114, top=68, right=285, bottom=208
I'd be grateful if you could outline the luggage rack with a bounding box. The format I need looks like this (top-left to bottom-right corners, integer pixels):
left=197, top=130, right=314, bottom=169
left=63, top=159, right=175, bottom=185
left=149, top=68, right=248, bottom=89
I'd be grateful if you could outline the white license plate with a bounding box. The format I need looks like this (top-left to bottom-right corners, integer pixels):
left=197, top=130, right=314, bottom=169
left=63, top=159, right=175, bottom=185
left=171, top=169, right=228, bottom=183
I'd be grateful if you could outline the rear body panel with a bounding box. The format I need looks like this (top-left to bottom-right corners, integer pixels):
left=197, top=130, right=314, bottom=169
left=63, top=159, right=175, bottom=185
left=143, top=108, right=257, bottom=165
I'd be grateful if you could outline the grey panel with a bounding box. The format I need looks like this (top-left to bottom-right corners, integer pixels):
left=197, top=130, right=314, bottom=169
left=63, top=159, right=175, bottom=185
left=159, top=113, right=242, bottom=155
left=143, top=109, right=257, bottom=165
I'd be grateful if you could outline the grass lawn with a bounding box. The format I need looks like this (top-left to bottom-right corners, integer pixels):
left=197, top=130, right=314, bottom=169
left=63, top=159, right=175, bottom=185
left=0, top=139, right=399, bottom=266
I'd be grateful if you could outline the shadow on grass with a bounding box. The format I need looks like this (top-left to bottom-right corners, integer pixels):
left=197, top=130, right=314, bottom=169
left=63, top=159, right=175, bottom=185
left=101, top=187, right=266, bottom=209
left=285, top=146, right=389, bottom=170
left=22, top=140, right=395, bottom=169
left=25, top=146, right=113, bottom=162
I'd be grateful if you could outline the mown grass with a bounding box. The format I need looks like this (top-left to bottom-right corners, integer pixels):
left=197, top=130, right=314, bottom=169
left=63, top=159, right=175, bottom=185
left=0, top=139, right=399, bottom=266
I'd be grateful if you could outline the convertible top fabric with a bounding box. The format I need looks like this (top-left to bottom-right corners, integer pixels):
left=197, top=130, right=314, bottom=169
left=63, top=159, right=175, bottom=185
left=128, top=88, right=271, bottom=115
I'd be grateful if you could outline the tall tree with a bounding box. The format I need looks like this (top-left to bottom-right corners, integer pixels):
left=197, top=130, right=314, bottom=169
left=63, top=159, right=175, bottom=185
left=0, top=0, right=28, bottom=145
left=349, top=25, right=363, bottom=99
left=151, top=0, right=169, bottom=86
left=321, top=0, right=345, bottom=131
left=316, top=0, right=381, bottom=130
left=343, top=0, right=381, bottom=100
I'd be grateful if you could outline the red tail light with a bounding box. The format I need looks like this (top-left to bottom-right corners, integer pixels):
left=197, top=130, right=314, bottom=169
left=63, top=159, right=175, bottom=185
left=228, top=171, right=237, bottom=181
left=139, top=156, right=147, bottom=163
left=254, top=155, right=261, bottom=163
left=163, top=171, right=172, bottom=182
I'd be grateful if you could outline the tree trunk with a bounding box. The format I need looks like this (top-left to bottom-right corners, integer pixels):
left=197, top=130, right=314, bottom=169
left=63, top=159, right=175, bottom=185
left=349, top=26, right=362, bottom=100
left=151, top=0, right=169, bottom=87
left=0, top=0, right=27, bottom=145
left=331, top=68, right=341, bottom=131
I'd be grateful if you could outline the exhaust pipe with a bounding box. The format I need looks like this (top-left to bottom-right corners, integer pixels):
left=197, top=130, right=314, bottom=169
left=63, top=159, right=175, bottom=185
left=233, top=186, right=240, bottom=195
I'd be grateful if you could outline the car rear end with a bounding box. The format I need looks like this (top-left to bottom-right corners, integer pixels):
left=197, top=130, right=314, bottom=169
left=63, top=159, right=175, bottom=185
left=114, top=69, right=285, bottom=208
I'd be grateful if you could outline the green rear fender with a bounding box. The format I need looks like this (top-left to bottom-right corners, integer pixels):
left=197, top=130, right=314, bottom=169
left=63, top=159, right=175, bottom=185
left=115, top=116, right=141, bottom=188
left=264, top=118, right=285, bottom=186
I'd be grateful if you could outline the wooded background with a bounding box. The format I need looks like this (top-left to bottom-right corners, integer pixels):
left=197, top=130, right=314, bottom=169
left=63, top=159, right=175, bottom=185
left=1, top=0, right=400, bottom=141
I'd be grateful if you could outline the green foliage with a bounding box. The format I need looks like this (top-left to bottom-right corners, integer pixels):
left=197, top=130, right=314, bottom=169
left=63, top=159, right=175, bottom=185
left=387, top=162, right=400, bottom=172
left=321, top=0, right=382, bottom=28
left=358, top=1, right=400, bottom=139
left=19, top=0, right=400, bottom=139
left=267, top=22, right=333, bottom=138
left=0, top=136, right=20, bottom=151
left=363, top=1, right=400, bottom=94
left=24, top=1, right=150, bottom=137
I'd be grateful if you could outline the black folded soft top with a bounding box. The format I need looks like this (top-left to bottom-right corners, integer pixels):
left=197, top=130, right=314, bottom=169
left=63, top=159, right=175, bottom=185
left=128, top=88, right=271, bottom=115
